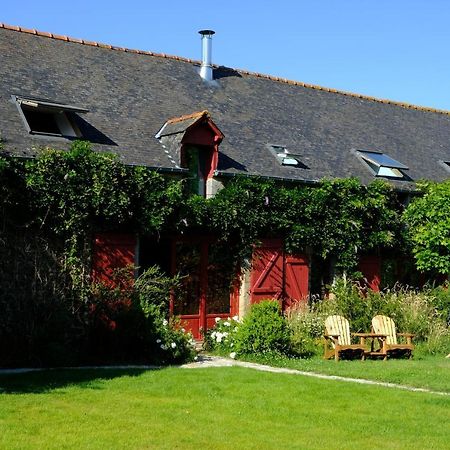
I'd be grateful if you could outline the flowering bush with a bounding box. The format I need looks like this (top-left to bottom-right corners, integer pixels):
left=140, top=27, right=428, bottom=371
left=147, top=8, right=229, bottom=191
left=205, top=316, right=241, bottom=357
left=87, top=265, right=196, bottom=365
left=153, top=317, right=196, bottom=364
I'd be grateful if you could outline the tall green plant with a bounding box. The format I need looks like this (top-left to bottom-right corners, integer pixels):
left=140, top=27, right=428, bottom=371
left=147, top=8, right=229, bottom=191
left=404, top=180, right=450, bottom=274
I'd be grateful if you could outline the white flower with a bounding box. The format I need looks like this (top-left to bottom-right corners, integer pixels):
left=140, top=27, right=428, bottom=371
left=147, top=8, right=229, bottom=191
left=162, top=319, right=168, bottom=326
left=232, top=315, right=239, bottom=322
left=230, top=343, right=234, bottom=347
left=160, top=344, right=166, bottom=350
left=223, top=321, right=231, bottom=327
left=216, top=333, right=223, bottom=343
left=215, top=317, right=221, bottom=323
left=230, top=352, right=236, bottom=359
left=181, top=328, right=185, bottom=333
left=222, top=332, right=229, bottom=338
left=156, top=339, right=161, bottom=344
left=171, top=342, right=177, bottom=348
left=194, top=356, right=198, bottom=361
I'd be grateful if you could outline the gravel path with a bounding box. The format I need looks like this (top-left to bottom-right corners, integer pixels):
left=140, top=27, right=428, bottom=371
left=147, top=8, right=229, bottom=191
left=182, top=355, right=450, bottom=397
left=1, top=356, right=448, bottom=397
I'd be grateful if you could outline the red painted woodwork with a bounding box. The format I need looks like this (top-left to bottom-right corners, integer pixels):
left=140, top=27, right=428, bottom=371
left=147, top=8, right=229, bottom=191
left=182, top=116, right=223, bottom=179
left=250, top=239, right=284, bottom=304
left=284, top=254, right=309, bottom=308
left=171, top=237, right=237, bottom=339
left=250, top=239, right=309, bottom=309
left=91, top=233, right=137, bottom=286
left=358, top=256, right=381, bottom=291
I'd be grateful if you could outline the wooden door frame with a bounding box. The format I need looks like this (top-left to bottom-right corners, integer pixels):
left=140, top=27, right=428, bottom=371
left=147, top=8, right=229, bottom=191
left=170, top=235, right=239, bottom=338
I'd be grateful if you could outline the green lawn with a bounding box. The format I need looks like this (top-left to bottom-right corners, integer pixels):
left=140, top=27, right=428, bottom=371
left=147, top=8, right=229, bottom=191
left=0, top=366, right=449, bottom=449
left=238, top=354, right=450, bottom=393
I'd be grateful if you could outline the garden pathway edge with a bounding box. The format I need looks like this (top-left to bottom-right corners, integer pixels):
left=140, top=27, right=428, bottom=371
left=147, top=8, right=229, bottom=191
left=182, top=355, right=450, bottom=397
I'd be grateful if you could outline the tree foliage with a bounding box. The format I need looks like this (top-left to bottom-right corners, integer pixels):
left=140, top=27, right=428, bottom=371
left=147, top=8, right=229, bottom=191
left=403, top=180, right=450, bottom=274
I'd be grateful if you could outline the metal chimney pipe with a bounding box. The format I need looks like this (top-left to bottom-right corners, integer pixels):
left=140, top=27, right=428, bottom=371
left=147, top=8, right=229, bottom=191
left=199, top=30, right=215, bottom=81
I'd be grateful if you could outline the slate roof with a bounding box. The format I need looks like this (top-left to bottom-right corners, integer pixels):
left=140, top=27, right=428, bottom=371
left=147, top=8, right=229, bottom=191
left=1, top=23, right=450, bottom=190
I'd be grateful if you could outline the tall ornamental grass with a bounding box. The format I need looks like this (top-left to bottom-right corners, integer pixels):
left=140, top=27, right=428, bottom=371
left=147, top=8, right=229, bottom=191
left=286, top=280, right=450, bottom=357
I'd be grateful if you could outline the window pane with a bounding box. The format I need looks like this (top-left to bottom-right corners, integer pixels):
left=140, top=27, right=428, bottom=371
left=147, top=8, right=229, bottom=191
left=206, top=243, right=233, bottom=314
left=174, top=242, right=201, bottom=315
left=360, top=151, right=408, bottom=169
left=22, top=108, right=61, bottom=134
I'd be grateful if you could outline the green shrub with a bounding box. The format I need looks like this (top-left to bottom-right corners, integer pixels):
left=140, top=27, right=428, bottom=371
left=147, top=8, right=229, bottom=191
left=234, top=300, right=290, bottom=356
left=87, top=265, right=195, bottom=365
left=429, top=283, right=450, bottom=324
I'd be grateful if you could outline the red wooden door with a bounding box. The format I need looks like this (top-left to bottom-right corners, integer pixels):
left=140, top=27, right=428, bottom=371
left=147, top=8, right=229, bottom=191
left=250, top=240, right=309, bottom=309
left=92, top=233, right=137, bottom=286
left=250, top=239, right=284, bottom=304
left=284, top=254, right=309, bottom=308
left=172, top=238, right=238, bottom=339
left=358, top=256, right=381, bottom=291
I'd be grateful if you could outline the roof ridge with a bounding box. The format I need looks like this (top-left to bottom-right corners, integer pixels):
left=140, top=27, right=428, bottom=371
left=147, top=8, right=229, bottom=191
left=2, top=22, right=449, bottom=117
left=166, top=110, right=210, bottom=124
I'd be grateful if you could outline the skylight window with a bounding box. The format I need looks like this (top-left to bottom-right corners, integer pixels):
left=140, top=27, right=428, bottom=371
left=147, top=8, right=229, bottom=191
left=438, top=160, right=450, bottom=173
left=268, top=144, right=308, bottom=168
left=357, top=150, right=409, bottom=179
left=14, top=96, right=88, bottom=138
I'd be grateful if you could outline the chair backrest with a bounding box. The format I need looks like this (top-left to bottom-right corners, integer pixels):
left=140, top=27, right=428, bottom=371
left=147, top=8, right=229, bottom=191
left=325, top=315, right=351, bottom=346
left=372, top=315, right=397, bottom=345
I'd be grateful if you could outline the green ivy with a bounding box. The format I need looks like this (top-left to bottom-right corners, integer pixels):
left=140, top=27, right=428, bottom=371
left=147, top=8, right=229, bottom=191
left=2, top=141, right=404, bottom=273
left=23, top=141, right=181, bottom=253
left=180, top=176, right=402, bottom=271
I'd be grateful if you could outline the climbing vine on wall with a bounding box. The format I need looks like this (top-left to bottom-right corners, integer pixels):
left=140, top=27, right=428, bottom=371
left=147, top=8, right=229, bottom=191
left=1, top=141, right=405, bottom=272
left=179, top=176, right=403, bottom=270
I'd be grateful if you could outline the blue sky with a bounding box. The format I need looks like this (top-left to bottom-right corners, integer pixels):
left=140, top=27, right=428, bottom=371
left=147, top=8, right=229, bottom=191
left=3, top=0, right=450, bottom=110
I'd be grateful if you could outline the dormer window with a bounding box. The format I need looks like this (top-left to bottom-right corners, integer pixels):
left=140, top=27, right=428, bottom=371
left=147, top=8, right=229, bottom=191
left=14, top=96, right=88, bottom=138
left=268, top=144, right=308, bottom=168
left=356, top=150, right=409, bottom=179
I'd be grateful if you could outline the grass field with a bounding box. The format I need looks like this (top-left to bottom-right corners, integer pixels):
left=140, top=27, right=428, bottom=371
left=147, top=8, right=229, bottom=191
left=1, top=364, right=449, bottom=449
left=238, top=354, right=450, bottom=393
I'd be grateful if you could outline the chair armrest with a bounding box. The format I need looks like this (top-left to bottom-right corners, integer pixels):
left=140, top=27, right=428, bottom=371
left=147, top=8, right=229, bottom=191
left=397, top=332, right=414, bottom=345
left=353, top=333, right=387, bottom=338
left=324, top=334, right=340, bottom=345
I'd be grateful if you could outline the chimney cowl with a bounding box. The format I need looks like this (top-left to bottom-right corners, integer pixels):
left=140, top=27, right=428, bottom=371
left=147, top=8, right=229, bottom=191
left=198, top=29, right=215, bottom=81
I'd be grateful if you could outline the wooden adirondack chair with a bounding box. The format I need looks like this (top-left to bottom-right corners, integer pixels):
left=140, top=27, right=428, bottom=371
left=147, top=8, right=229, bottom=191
left=324, top=315, right=366, bottom=361
left=371, top=315, right=414, bottom=360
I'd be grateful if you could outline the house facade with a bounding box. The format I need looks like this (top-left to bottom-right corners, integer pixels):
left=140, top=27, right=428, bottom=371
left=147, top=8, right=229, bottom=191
left=1, top=24, right=449, bottom=338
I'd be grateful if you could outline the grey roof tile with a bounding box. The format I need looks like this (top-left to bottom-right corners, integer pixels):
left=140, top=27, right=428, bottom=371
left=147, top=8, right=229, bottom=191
left=1, top=25, right=449, bottom=190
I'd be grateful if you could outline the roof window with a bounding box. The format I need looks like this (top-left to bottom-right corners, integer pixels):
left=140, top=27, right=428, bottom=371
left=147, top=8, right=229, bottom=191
left=438, top=160, right=450, bottom=173
left=14, top=96, right=88, bottom=138
left=268, top=144, right=308, bottom=168
left=356, top=150, right=409, bottom=179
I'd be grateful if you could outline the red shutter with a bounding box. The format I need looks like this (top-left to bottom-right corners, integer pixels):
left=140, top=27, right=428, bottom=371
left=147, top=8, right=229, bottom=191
left=358, top=256, right=381, bottom=292
left=92, top=233, right=137, bottom=286
left=284, top=254, right=309, bottom=308
left=250, top=240, right=284, bottom=304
